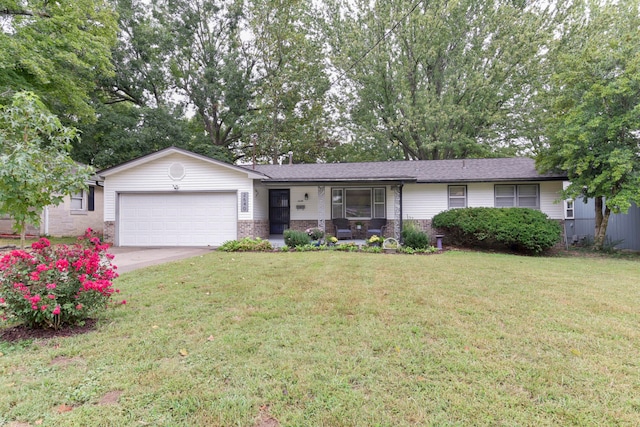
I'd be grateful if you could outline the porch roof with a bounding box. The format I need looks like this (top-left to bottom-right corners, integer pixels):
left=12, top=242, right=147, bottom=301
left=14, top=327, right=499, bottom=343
left=247, top=157, right=566, bottom=184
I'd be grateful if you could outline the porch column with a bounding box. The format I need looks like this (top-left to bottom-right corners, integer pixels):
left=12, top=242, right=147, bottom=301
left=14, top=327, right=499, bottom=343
left=317, top=186, right=325, bottom=232
left=393, top=185, right=401, bottom=239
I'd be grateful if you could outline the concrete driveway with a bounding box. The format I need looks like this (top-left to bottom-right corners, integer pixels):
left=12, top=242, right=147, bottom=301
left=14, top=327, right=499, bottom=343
left=108, top=247, right=214, bottom=273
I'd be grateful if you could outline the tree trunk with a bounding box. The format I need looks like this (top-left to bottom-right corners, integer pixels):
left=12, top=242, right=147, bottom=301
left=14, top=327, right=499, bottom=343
left=593, top=196, right=611, bottom=250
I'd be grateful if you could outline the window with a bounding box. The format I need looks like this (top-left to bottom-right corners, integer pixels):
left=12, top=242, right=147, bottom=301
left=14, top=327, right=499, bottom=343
left=565, top=199, right=574, bottom=219
left=332, top=187, right=386, bottom=219
left=70, top=190, right=85, bottom=210
left=448, top=185, right=467, bottom=208
left=494, top=184, right=539, bottom=209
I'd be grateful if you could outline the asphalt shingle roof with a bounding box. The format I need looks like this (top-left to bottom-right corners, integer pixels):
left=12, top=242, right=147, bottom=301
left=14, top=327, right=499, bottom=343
left=246, top=157, right=566, bottom=183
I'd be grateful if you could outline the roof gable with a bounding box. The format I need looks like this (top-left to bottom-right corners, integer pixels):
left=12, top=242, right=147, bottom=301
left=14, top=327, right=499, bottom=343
left=98, top=147, right=266, bottom=179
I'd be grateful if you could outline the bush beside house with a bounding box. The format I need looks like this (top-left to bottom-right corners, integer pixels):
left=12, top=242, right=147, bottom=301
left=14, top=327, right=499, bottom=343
left=432, top=207, right=562, bottom=254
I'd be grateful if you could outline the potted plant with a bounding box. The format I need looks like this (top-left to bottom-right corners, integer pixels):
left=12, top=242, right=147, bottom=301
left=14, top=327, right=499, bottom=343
left=306, top=227, right=325, bottom=242
left=367, top=234, right=383, bottom=247
left=355, top=221, right=363, bottom=230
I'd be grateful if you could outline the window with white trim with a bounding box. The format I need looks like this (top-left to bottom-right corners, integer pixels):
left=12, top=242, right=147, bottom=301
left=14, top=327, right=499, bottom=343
left=70, top=190, right=85, bottom=210
left=332, top=187, right=386, bottom=219
left=494, top=184, right=539, bottom=209
left=448, top=185, right=467, bottom=208
left=565, top=199, right=574, bottom=219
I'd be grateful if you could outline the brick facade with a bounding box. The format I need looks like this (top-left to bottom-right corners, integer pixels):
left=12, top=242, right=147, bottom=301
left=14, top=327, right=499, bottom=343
left=238, top=220, right=270, bottom=240
left=288, top=220, right=322, bottom=233
left=104, top=221, right=116, bottom=244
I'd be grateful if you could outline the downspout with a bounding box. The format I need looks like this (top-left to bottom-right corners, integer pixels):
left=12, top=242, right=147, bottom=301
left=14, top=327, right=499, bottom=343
left=44, top=206, right=49, bottom=236
left=399, top=182, right=404, bottom=243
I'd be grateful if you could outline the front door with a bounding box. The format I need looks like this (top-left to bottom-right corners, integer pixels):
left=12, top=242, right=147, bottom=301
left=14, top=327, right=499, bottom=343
left=269, top=189, right=290, bottom=234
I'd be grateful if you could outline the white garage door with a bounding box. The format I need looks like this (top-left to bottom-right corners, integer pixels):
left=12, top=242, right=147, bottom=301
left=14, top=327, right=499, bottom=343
left=118, top=193, right=237, bottom=247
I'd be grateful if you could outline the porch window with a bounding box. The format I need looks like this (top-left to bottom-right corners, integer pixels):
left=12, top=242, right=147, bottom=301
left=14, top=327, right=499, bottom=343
left=494, top=184, right=539, bottom=209
left=332, top=187, right=386, bottom=219
left=448, top=185, right=467, bottom=208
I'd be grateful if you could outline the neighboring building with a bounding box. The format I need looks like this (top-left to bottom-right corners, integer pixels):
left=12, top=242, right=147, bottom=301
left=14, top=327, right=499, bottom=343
left=565, top=198, right=640, bottom=251
left=0, top=178, right=105, bottom=237
left=98, top=147, right=567, bottom=247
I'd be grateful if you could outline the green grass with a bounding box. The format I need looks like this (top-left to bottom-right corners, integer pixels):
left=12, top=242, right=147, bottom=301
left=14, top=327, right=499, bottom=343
left=0, top=236, right=79, bottom=247
left=1, top=251, right=639, bottom=426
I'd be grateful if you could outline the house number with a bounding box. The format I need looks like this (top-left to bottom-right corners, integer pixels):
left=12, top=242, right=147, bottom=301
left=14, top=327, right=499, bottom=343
left=241, top=192, right=249, bottom=212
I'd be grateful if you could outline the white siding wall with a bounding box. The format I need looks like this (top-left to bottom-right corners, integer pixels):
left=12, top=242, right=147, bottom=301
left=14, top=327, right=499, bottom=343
left=253, top=182, right=269, bottom=221
left=403, top=184, right=449, bottom=219
left=104, top=153, right=255, bottom=221
left=540, top=181, right=564, bottom=219
left=403, top=181, right=564, bottom=220
left=289, top=186, right=318, bottom=220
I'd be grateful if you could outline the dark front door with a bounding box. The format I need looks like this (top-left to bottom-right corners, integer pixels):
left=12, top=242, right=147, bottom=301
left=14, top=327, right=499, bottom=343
left=269, top=189, right=290, bottom=234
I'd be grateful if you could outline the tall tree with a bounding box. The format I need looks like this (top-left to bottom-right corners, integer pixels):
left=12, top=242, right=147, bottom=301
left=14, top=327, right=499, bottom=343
left=0, top=92, right=92, bottom=248
left=536, top=0, right=640, bottom=250
left=245, top=0, right=335, bottom=164
left=322, top=0, right=567, bottom=160
left=0, top=0, right=117, bottom=120
left=150, top=0, right=254, bottom=158
left=73, top=0, right=229, bottom=168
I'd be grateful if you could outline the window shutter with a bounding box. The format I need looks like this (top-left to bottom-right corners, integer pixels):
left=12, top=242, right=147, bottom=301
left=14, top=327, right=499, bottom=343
left=88, top=186, right=95, bottom=211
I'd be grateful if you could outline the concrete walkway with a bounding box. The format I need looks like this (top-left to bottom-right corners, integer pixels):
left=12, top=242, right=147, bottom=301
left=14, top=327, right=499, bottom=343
left=109, top=247, right=214, bottom=273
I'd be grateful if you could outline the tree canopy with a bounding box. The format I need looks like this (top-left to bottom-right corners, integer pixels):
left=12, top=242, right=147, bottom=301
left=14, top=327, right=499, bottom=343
left=321, top=0, right=569, bottom=160
left=0, top=0, right=117, bottom=120
left=536, top=0, right=640, bottom=249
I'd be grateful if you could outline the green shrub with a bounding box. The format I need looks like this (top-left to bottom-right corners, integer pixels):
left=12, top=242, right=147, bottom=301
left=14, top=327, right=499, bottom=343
left=401, top=220, right=431, bottom=249
left=218, top=237, right=273, bottom=252
left=432, top=207, right=562, bottom=254
left=283, top=229, right=311, bottom=247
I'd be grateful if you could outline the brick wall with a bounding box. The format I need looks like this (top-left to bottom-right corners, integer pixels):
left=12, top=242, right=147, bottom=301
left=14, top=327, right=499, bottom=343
left=288, top=220, right=321, bottom=233
left=104, top=221, right=116, bottom=244
left=238, top=220, right=270, bottom=239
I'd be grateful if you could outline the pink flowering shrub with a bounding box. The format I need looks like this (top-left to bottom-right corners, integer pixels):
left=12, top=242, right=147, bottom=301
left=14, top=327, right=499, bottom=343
left=0, top=229, right=120, bottom=330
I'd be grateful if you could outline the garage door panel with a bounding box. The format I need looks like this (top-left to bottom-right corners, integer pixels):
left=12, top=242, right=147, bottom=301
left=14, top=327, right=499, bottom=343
left=119, top=193, right=237, bottom=247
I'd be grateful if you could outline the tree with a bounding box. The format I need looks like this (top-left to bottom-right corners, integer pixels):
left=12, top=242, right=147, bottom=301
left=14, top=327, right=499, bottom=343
left=73, top=101, right=232, bottom=169
left=536, top=0, right=640, bottom=250
left=0, top=0, right=117, bottom=120
left=245, top=0, right=335, bottom=164
left=150, top=0, right=254, bottom=157
left=321, top=0, right=568, bottom=160
left=0, top=92, right=92, bottom=247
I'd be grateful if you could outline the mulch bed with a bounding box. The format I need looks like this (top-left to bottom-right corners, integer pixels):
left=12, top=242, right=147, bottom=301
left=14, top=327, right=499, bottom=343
left=0, top=319, right=97, bottom=343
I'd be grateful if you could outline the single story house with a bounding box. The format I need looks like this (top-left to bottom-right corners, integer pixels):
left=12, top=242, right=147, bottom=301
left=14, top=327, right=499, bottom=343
left=98, top=147, right=567, bottom=247
left=0, top=177, right=104, bottom=238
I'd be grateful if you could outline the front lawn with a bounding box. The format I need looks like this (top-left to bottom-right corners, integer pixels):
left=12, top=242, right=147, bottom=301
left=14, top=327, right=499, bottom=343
left=1, top=251, right=639, bottom=426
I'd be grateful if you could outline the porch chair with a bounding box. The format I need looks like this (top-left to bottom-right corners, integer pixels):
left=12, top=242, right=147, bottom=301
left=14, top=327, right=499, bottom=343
left=333, top=218, right=353, bottom=240
left=366, top=218, right=387, bottom=239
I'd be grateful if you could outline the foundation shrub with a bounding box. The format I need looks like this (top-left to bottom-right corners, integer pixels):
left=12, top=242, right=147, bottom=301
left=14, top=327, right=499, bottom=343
left=432, top=207, right=562, bottom=254
left=401, top=220, right=431, bottom=249
left=283, top=230, right=311, bottom=247
left=218, top=237, right=273, bottom=252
